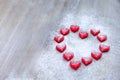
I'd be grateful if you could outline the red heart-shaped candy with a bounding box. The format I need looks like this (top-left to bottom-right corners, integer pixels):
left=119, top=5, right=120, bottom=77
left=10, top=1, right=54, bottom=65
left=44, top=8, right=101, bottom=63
left=81, top=57, right=92, bottom=66
left=79, top=31, right=88, bottom=39
left=63, top=52, right=74, bottom=61
left=91, top=51, right=102, bottom=60
left=54, top=35, right=64, bottom=43
left=60, top=28, right=70, bottom=36
left=70, top=60, right=81, bottom=70
left=97, top=34, right=107, bottom=42
left=70, top=25, right=80, bottom=33
left=90, top=29, right=100, bottom=36
left=99, top=44, right=110, bottom=52
left=56, top=44, right=66, bottom=53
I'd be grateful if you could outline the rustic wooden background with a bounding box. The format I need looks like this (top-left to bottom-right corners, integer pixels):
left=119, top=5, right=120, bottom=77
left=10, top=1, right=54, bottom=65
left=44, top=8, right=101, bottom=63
left=0, top=0, right=120, bottom=80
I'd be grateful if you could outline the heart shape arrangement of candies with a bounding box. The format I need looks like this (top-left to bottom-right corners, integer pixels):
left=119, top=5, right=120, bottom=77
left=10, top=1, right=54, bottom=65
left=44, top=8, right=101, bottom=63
left=54, top=25, right=110, bottom=70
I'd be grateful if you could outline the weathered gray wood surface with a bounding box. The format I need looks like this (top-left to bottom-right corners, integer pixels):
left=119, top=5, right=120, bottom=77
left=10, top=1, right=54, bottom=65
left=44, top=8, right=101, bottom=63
left=0, top=0, right=120, bottom=80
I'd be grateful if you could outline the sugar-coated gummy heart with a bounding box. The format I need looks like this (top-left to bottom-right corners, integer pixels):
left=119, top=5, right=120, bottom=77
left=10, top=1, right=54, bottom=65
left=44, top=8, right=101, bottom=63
left=60, top=28, right=70, bottom=36
left=97, top=34, right=107, bottom=42
left=81, top=57, right=92, bottom=66
left=54, top=35, right=64, bottom=43
left=90, top=29, right=100, bottom=36
left=91, top=51, right=102, bottom=60
left=79, top=31, right=88, bottom=39
left=70, top=25, right=80, bottom=33
left=70, top=60, right=81, bottom=70
left=63, top=52, right=74, bottom=61
left=99, top=44, right=110, bottom=52
left=56, top=44, right=66, bottom=53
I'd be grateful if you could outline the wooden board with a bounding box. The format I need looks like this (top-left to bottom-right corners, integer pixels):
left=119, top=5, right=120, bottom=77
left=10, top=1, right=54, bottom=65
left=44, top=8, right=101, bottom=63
left=0, top=0, right=120, bottom=79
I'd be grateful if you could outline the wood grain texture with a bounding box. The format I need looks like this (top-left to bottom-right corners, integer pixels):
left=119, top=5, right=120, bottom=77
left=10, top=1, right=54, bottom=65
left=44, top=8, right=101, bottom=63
left=0, top=0, right=120, bottom=80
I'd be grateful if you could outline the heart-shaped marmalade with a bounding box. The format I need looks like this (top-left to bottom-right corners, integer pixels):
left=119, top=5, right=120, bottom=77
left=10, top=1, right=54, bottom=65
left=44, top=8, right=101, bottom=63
left=54, top=25, right=110, bottom=70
